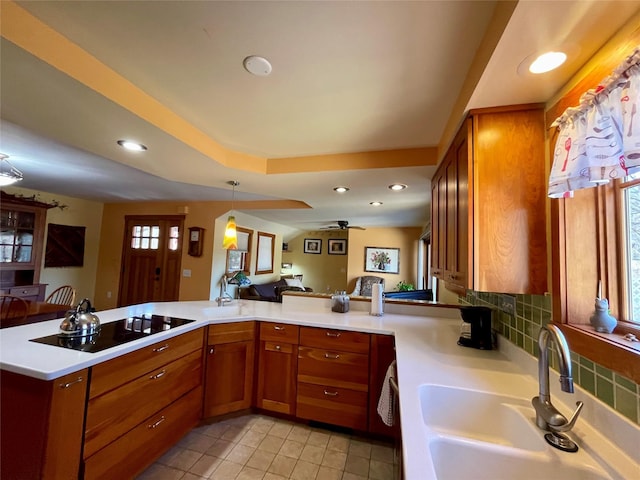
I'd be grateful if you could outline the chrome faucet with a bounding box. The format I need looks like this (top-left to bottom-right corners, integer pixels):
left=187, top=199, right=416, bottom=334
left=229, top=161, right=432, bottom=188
left=215, top=275, right=234, bottom=306
left=531, top=323, right=583, bottom=452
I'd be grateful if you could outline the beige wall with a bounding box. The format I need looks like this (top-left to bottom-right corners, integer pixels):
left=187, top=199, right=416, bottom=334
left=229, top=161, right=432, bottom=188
left=95, top=201, right=298, bottom=310
left=95, top=200, right=227, bottom=309
left=211, top=212, right=297, bottom=299
left=4, top=186, right=103, bottom=304
left=346, top=227, right=422, bottom=292
left=282, top=230, right=349, bottom=294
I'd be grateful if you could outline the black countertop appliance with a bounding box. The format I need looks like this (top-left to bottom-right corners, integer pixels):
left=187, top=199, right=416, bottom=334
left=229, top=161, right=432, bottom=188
left=458, top=306, right=493, bottom=350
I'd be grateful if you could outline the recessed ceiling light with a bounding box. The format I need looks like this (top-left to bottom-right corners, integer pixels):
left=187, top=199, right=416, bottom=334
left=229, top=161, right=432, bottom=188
left=117, top=140, right=147, bottom=152
left=370, top=201, right=383, bottom=207
left=243, top=55, right=272, bottom=76
left=333, top=186, right=349, bottom=193
left=528, top=51, right=567, bottom=74
left=388, top=183, right=407, bottom=191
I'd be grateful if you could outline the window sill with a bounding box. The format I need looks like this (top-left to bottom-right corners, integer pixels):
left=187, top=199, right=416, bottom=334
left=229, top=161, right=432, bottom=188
left=560, top=323, right=640, bottom=384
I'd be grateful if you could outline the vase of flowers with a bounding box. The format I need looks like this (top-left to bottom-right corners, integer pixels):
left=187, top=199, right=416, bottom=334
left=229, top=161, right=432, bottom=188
left=371, top=250, right=391, bottom=271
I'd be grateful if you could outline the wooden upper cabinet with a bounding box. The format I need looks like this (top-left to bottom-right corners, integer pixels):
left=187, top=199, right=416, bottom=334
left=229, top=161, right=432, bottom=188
left=0, top=192, right=48, bottom=289
left=431, top=105, right=547, bottom=294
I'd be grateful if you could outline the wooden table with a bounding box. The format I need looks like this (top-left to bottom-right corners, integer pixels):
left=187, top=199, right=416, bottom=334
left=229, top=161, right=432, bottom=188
left=2, top=301, right=70, bottom=328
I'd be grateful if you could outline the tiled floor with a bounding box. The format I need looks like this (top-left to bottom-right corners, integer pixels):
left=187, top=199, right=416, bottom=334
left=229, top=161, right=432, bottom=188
left=137, top=414, right=396, bottom=480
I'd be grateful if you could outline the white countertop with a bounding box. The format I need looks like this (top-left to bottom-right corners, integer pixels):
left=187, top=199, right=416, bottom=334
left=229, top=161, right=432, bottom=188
left=1, top=299, right=638, bottom=479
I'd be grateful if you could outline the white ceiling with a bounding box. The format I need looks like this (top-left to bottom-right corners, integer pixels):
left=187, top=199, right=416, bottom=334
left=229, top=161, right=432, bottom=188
left=1, top=0, right=638, bottom=233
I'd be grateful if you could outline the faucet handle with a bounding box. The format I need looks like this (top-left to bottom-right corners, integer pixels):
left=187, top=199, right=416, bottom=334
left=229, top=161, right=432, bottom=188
left=549, top=401, right=584, bottom=433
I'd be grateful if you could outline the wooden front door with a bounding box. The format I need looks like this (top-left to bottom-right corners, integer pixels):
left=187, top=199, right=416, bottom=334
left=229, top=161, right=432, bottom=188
left=118, top=216, right=184, bottom=307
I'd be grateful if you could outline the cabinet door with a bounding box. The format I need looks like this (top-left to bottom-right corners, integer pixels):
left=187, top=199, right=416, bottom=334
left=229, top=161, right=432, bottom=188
left=472, top=108, right=546, bottom=293
left=0, top=369, right=88, bottom=480
left=431, top=171, right=447, bottom=279
left=203, top=339, right=255, bottom=417
left=368, top=334, right=397, bottom=437
left=256, top=341, right=297, bottom=415
left=452, top=122, right=470, bottom=289
left=443, top=120, right=470, bottom=291
left=0, top=195, right=46, bottom=285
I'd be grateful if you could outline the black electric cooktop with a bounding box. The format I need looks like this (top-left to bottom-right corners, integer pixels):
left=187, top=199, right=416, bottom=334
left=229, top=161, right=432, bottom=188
left=29, top=315, right=195, bottom=353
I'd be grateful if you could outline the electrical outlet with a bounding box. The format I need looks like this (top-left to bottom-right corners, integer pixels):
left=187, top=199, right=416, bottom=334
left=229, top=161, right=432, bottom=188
left=500, top=295, right=516, bottom=315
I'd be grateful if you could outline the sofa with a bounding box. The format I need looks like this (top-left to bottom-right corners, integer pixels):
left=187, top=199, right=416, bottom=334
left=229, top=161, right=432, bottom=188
left=239, top=276, right=312, bottom=302
left=384, top=289, right=433, bottom=301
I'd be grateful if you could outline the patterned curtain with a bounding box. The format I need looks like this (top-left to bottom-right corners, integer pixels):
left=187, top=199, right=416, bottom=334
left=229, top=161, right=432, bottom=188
left=548, top=47, right=640, bottom=198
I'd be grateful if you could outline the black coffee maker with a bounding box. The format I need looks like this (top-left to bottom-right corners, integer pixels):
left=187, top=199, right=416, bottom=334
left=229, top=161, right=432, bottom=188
left=458, top=306, right=493, bottom=350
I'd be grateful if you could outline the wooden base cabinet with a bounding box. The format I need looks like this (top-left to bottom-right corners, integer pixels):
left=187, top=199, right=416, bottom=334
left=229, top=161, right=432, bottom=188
left=84, top=386, right=202, bottom=480
left=296, top=327, right=370, bottom=430
left=1, top=368, right=88, bottom=480
left=203, top=322, right=255, bottom=417
left=368, top=334, right=398, bottom=437
left=256, top=322, right=299, bottom=415
left=83, top=328, right=204, bottom=478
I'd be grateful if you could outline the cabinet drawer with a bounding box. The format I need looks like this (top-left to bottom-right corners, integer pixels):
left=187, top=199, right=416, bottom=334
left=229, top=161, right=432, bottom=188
left=84, top=350, right=202, bottom=458
left=296, top=382, right=368, bottom=430
left=208, top=321, right=255, bottom=345
left=298, top=346, right=369, bottom=391
left=89, top=328, right=204, bottom=399
left=260, top=322, right=299, bottom=344
left=84, top=386, right=202, bottom=480
left=8, top=284, right=46, bottom=300
left=300, top=326, right=370, bottom=354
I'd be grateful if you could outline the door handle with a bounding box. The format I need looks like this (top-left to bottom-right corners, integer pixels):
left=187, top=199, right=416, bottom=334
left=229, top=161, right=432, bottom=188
left=155, top=267, right=161, bottom=275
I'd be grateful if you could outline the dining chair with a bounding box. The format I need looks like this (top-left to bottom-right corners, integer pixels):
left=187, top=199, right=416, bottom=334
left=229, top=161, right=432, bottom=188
left=0, top=295, right=29, bottom=328
left=46, top=285, right=77, bottom=306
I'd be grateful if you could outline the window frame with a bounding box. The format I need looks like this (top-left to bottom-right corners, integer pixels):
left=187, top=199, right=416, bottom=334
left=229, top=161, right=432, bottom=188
left=545, top=26, right=640, bottom=384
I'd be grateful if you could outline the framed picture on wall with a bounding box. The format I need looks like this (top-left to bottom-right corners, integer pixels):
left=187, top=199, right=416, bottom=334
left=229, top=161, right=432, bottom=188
left=328, top=239, right=347, bottom=255
left=304, top=238, right=322, bottom=254
left=365, top=246, right=400, bottom=274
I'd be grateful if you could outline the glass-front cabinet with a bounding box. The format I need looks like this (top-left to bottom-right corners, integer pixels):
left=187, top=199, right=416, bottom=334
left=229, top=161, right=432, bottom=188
left=0, top=192, right=48, bottom=300
left=1, top=208, right=36, bottom=264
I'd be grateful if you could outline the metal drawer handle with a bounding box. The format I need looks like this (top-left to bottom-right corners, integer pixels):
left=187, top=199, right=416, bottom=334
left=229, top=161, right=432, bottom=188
left=274, top=325, right=285, bottom=331
left=150, top=370, right=166, bottom=380
left=324, top=352, right=340, bottom=359
left=326, top=332, right=341, bottom=338
left=275, top=345, right=282, bottom=351
left=153, top=344, right=170, bottom=353
left=59, top=376, right=83, bottom=389
left=323, top=389, right=339, bottom=397
left=148, top=416, right=165, bottom=429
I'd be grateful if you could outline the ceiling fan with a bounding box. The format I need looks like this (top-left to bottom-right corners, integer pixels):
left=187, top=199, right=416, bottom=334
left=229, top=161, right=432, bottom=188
left=320, top=220, right=366, bottom=230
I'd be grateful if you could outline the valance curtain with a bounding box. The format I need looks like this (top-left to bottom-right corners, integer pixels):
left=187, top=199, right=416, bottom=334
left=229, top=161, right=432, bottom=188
left=548, top=47, right=640, bottom=198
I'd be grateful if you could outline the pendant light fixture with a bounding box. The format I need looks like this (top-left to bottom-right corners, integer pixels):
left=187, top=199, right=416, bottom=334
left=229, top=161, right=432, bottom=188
left=223, top=180, right=239, bottom=249
left=0, top=154, right=24, bottom=186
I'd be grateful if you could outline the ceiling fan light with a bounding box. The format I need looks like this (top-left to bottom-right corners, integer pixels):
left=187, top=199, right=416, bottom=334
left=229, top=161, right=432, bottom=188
left=333, top=186, right=349, bottom=193
left=0, top=154, right=24, bottom=186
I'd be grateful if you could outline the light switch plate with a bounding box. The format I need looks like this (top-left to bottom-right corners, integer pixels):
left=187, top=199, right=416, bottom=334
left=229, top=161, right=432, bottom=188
left=183, top=269, right=192, bottom=278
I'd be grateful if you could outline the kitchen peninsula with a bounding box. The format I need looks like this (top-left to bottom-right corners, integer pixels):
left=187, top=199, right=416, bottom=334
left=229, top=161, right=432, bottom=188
left=1, top=296, right=637, bottom=479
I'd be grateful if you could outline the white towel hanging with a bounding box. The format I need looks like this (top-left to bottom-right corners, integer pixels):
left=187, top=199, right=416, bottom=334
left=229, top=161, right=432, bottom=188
left=377, top=360, right=396, bottom=427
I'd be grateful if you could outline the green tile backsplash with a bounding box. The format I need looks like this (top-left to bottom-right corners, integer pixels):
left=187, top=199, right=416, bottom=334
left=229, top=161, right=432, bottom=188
left=461, top=291, right=640, bottom=424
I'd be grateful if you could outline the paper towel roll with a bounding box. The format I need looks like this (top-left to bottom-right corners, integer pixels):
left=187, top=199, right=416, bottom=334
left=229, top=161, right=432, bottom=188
left=370, top=283, right=384, bottom=316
